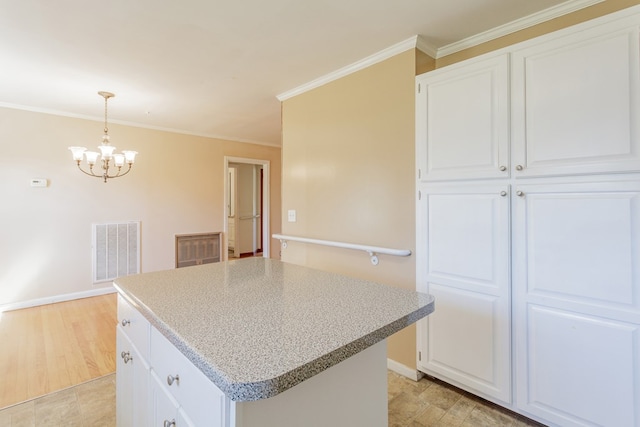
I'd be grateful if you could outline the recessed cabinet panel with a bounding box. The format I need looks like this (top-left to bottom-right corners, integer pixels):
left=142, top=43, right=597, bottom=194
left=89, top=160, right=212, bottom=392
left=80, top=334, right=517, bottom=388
left=116, top=326, right=150, bottom=427
left=150, top=327, right=226, bottom=427
left=512, top=26, right=640, bottom=177
left=517, top=305, right=639, bottom=427
left=416, top=54, right=509, bottom=181
left=116, top=328, right=134, bottom=427
left=422, top=283, right=510, bottom=402
left=425, top=185, right=510, bottom=293
left=117, top=294, right=150, bottom=360
left=417, top=184, right=511, bottom=403
left=513, top=181, right=640, bottom=321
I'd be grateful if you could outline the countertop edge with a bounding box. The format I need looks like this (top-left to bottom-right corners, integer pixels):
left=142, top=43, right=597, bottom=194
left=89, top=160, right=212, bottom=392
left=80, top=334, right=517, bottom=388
left=114, top=281, right=435, bottom=402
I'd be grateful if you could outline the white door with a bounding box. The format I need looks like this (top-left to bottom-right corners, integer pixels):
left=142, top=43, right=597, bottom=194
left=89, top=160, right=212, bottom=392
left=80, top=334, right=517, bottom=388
left=417, top=183, right=511, bottom=403
left=228, top=167, right=238, bottom=258
left=416, top=53, right=509, bottom=182
left=226, top=158, right=268, bottom=259
left=512, top=180, right=640, bottom=426
left=511, top=24, right=640, bottom=178
left=236, top=164, right=260, bottom=256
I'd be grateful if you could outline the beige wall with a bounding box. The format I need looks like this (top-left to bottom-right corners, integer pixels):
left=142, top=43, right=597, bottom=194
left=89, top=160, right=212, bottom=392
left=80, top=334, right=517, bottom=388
left=281, top=50, right=419, bottom=368
left=0, top=107, right=281, bottom=308
left=280, top=1, right=640, bottom=371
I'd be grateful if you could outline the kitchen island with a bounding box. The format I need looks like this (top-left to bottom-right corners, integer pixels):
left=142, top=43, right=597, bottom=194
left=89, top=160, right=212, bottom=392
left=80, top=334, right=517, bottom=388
left=114, top=257, right=435, bottom=426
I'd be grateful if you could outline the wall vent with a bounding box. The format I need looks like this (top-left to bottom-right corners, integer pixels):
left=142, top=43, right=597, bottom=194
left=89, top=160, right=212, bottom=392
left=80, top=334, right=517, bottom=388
left=93, top=221, right=140, bottom=283
left=175, top=232, right=221, bottom=268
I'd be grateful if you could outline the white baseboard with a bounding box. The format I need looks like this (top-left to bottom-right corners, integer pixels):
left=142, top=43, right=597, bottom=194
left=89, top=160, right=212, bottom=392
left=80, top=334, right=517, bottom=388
left=387, top=358, right=424, bottom=381
left=0, top=286, right=116, bottom=313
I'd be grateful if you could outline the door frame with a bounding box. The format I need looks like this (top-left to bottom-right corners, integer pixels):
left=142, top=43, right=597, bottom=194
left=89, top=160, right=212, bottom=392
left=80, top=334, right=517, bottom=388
left=224, top=156, right=270, bottom=261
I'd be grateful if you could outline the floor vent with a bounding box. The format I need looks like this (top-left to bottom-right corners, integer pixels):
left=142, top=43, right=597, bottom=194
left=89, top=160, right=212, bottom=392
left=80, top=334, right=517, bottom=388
left=93, top=221, right=140, bottom=283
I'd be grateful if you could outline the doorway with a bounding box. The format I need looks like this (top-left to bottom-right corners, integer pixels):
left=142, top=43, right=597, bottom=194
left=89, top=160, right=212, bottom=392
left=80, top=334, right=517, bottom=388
left=224, top=157, right=270, bottom=260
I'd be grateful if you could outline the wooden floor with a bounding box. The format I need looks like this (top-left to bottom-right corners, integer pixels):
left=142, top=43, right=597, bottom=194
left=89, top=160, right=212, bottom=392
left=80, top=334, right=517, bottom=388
left=0, top=293, right=117, bottom=409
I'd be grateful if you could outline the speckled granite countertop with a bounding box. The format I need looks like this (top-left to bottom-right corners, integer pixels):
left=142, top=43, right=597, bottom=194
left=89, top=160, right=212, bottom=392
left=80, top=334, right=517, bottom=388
left=113, top=257, right=434, bottom=402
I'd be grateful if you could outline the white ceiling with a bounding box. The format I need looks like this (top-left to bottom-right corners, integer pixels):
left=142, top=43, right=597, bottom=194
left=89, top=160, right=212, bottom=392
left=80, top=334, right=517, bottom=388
left=0, top=0, right=596, bottom=146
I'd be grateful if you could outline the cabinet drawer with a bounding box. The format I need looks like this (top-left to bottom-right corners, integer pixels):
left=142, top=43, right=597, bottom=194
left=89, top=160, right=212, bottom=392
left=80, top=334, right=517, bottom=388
left=150, top=327, right=226, bottom=427
left=117, top=294, right=150, bottom=361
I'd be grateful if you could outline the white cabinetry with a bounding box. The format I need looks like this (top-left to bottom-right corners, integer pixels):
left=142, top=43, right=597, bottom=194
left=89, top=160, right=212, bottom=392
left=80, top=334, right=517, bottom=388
left=511, top=24, right=640, bottom=178
left=416, top=54, right=509, bottom=181
left=512, top=180, right=640, bottom=426
left=116, top=295, right=150, bottom=427
left=416, top=7, right=640, bottom=426
left=416, top=184, right=511, bottom=403
left=150, top=327, right=228, bottom=427
left=116, top=295, right=227, bottom=427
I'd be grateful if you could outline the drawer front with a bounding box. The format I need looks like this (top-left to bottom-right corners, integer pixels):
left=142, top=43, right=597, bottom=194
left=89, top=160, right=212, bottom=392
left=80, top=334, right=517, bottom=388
left=117, top=294, right=150, bottom=360
left=150, top=327, right=226, bottom=427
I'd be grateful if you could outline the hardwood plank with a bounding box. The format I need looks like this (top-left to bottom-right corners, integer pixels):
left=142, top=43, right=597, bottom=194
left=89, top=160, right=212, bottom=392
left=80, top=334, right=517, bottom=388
left=0, top=293, right=117, bottom=409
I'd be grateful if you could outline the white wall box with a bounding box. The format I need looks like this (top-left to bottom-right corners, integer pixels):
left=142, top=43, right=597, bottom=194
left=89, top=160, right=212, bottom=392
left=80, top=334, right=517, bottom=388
left=416, top=6, right=640, bottom=427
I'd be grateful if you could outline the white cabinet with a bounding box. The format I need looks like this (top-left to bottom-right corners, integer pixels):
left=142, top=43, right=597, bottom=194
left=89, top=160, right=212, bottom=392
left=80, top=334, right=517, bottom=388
left=416, top=53, right=509, bottom=182
left=512, top=180, right=640, bottom=426
left=416, top=6, right=640, bottom=427
left=149, top=327, right=228, bottom=427
left=116, top=294, right=227, bottom=427
left=416, top=184, right=511, bottom=403
left=116, top=296, right=151, bottom=427
left=117, top=295, right=391, bottom=427
left=150, top=370, right=195, bottom=427
left=511, top=24, right=640, bottom=178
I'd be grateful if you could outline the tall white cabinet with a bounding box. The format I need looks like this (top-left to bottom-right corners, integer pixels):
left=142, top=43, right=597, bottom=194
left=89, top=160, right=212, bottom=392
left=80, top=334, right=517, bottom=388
left=416, top=6, right=640, bottom=427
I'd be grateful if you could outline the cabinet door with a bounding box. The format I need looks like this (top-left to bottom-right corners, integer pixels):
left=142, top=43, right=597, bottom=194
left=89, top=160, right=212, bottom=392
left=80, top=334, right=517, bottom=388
left=512, top=180, right=640, bottom=426
left=151, top=371, right=187, bottom=427
left=116, top=328, right=134, bottom=427
left=150, top=327, right=227, bottom=427
left=116, top=327, right=151, bottom=427
left=416, top=54, right=509, bottom=182
left=511, top=23, right=640, bottom=177
left=416, top=183, right=511, bottom=403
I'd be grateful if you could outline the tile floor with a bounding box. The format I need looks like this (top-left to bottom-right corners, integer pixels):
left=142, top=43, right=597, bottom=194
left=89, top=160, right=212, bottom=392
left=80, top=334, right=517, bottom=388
left=0, top=374, right=115, bottom=427
left=388, top=371, right=546, bottom=427
left=0, top=371, right=545, bottom=426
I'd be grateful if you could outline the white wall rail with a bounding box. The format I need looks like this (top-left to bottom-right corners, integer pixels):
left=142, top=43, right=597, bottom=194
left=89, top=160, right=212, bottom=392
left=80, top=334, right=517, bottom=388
left=272, top=234, right=411, bottom=265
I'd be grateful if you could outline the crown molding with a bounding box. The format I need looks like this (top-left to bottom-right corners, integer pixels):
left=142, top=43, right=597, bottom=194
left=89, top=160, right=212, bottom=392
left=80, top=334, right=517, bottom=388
left=436, top=0, right=604, bottom=58
left=415, top=36, right=438, bottom=58
left=277, top=35, right=431, bottom=101
left=0, top=102, right=281, bottom=147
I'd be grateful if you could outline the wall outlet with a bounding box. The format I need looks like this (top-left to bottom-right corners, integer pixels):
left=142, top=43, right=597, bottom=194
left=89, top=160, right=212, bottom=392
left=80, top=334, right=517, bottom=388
left=287, top=209, right=297, bottom=222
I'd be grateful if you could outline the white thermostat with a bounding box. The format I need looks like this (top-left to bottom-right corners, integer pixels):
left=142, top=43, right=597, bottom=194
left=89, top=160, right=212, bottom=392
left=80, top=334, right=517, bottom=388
left=30, top=178, right=48, bottom=187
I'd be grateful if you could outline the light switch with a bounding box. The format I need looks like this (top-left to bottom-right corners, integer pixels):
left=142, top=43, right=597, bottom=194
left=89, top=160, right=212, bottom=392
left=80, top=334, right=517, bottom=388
left=287, top=209, right=297, bottom=222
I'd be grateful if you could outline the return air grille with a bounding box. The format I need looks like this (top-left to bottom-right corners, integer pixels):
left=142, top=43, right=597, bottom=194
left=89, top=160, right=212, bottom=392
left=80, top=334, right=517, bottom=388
left=93, top=221, right=140, bottom=283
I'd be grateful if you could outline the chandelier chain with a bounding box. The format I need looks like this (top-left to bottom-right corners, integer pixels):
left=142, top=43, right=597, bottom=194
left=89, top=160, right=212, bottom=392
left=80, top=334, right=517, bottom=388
left=104, top=95, right=109, bottom=135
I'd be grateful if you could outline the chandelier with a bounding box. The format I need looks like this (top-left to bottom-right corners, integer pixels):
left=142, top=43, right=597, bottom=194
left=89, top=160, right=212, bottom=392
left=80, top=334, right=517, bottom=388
left=68, top=91, right=138, bottom=183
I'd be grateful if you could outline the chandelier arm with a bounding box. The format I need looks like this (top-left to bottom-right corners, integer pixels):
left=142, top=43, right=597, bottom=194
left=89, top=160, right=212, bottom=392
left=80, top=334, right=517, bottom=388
left=103, top=164, right=133, bottom=180
left=75, top=161, right=103, bottom=179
